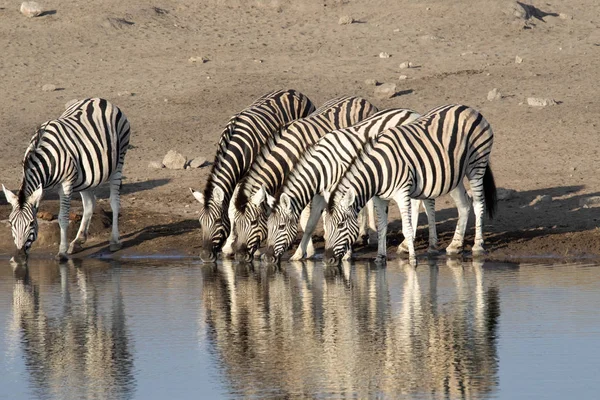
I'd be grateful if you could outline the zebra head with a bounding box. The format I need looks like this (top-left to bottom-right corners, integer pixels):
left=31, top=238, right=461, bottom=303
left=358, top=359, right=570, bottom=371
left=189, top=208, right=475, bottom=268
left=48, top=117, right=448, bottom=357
left=190, top=186, right=228, bottom=263
left=3, top=185, right=43, bottom=262
left=263, top=193, right=297, bottom=264
left=323, top=188, right=360, bottom=266
left=231, top=186, right=270, bottom=263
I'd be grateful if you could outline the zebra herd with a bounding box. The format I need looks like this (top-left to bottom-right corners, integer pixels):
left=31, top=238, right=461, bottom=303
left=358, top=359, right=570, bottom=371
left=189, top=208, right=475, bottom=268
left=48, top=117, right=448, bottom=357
left=2, top=89, right=497, bottom=266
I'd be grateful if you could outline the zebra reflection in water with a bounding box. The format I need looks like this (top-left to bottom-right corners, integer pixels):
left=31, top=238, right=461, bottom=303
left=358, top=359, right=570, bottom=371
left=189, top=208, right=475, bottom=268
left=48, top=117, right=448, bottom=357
left=8, top=259, right=135, bottom=400
left=201, top=259, right=499, bottom=399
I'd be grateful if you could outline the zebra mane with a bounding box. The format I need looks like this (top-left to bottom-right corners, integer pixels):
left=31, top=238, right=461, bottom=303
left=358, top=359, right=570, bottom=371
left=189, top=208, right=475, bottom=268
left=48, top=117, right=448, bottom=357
left=202, top=116, right=238, bottom=201
left=18, top=122, right=50, bottom=205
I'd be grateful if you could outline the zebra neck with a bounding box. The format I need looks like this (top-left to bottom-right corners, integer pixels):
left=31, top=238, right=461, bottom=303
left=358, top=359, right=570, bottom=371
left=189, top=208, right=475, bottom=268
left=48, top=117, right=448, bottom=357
left=18, top=164, right=49, bottom=200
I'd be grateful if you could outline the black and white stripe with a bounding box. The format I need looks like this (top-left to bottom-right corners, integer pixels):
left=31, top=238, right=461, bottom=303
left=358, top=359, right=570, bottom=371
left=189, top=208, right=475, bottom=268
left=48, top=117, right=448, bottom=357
left=229, top=96, right=378, bottom=262
left=189, top=89, right=315, bottom=262
left=2, top=98, right=131, bottom=260
left=263, top=108, right=437, bottom=264
left=323, top=104, right=497, bottom=265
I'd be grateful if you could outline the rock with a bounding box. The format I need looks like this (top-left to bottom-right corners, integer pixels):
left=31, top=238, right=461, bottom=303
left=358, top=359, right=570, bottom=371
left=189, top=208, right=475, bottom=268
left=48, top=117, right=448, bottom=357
left=559, top=13, right=572, bottom=20
left=65, top=99, right=79, bottom=109
left=188, top=157, right=207, bottom=169
left=529, top=194, right=552, bottom=206
left=162, top=150, right=187, bottom=170
left=364, top=78, right=378, bottom=86
left=188, top=56, right=209, bottom=63
left=497, top=188, right=517, bottom=201
left=374, top=83, right=397, bottom=99
left=20, top=2, right=43, bottom=18
left=515, top=55, right=523, bottom=64
left=117, top=91, right=133, bottom=97
left=338, top=15, right=354, bottom=25
left=487, top=88, right=502, bottom=101
left=379, top=52, right=391, bottom=59
left=38, top=211, right=54, bottom=221
left=393, top=28, right=400, bottom=33
left=527, top=97, right=558, bottom=107
left=399, top=62, right=414, bottom=69
left=42, top=84, right=56, bottom=92
left=580, top=196, right=600, bottom=208
left=148, top=161, right=164, bottom=169
left=69, top=211, right=81, bottom=222
left=398, top=75, right=408, bottom=80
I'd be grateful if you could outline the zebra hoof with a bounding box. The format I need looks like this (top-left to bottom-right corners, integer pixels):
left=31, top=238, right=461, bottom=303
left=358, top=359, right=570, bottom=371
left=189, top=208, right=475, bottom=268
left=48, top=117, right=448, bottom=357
left=445, top=244, right=463, bottom=256
left=55, top=253, right=69, bottom=262
left=109, top=242, right=123, bottom=252
left=472, top=245, right=487, bottom=257
left=396, top=243, right=409, bottom=254
left=427, top=246, right=441, bottom=256
left=68, top=241, right=84, bottom=255
left=374, top=255, right=387, bottom=264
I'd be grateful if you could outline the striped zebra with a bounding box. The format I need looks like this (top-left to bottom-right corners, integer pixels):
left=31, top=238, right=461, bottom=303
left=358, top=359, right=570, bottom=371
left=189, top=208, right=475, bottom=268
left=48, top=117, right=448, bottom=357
left=189, top=89, right=315, bottom=262
left=263, top=108, right=438, bottom=264
left=230, top=96, right=378, bottom=262
left=322, top=104, right=498, bottom=266
left=2, top=98, right=131, bottom=262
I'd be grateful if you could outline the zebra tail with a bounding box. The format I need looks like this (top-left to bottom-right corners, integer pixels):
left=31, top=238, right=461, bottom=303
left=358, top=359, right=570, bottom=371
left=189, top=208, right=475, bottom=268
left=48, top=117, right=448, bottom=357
left=483, top=164, right=498, bottom=219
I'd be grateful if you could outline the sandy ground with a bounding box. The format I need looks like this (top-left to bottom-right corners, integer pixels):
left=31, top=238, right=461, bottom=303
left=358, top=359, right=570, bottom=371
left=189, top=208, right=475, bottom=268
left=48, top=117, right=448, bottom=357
left=1, top=0, right=599, bottom=263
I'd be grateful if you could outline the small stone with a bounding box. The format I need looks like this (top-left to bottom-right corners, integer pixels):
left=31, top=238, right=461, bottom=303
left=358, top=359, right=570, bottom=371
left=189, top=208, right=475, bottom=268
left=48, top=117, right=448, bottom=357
left=364, top=78, right=378, bottom=86
left=461, top=51, right=474, bottom=56
left=42, top=84, right=56, bottom=92
left=515, top=55, right=523, bottom=64
left=188, top=156, right=207, bottom=169
left=399, top=62, right=414, bottom=69
left=579, top=196, right=600, bottom=208
left=398, top=75, right=408, bottom=80
left=497, top=188, right=517, bottom=201
left=38, top=211, right=54, bottom=221
left=65, top=99, right=79, bottom=109
left=393, top=28, right=400, bottom=32
left=254, top=59, right=263, bottom=63
left=487, top=88, right=502, bottom=101
left=338, top=15, right=354, bottom=25
left=527, top=97, right=558, bottom=107
left=559, top=13, right=572, bottom=20
left=188, top=56, right=209, bottom=63
left=374, top=83, right=397, bottom=99
left=162, top=150, right=187, bottom=170
left=529, top=194, right=552, bottom=206
left=117, top=91, right=133, bottom=97
left=148, top=161, right=164, bottom=169
left=379, top=52, right=391, bottom=59
left=69, top=211, right=82, bottom=222
left=20, top=2, right=43, bottom=18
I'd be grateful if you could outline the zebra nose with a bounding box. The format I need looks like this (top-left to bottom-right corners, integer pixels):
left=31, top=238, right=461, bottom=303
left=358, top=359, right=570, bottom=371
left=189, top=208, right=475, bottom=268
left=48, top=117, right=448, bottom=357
left=13, top=248, right=28, bottom=263
left=199, top=249, right=216, bottom=263
left=323, top=249, right=339, bottom=266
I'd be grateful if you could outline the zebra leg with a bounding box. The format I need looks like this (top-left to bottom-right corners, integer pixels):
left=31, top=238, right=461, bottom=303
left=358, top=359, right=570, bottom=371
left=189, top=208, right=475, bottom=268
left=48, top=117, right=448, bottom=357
left=470, top=177, right=486, bottom=256
left=446, top=182, right=471, bottom=255
left=291, top=196, right=325, bottom=260
left=56, top=184, right=73, bottom=260
left=423, top=199, right=439, bottom=254
left=68, top=190, right=96, bottom=254
left=398, top=199, right=421, bottom=254
left=222, top=185, right=240, bottom=257
left=393, top=190, right=416, bottom=265
left=371, top=196, right=389, bottom=262
left=108, top=171, right=123, bottom=252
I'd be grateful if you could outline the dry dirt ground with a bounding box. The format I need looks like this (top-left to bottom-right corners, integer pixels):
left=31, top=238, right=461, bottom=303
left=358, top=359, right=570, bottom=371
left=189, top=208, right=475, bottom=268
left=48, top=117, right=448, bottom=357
left=1, top=0, right=599, bottom=263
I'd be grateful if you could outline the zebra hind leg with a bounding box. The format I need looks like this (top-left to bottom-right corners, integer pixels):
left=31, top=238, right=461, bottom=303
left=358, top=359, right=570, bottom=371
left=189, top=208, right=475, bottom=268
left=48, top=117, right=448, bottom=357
left=291, top=198, right=324, bottom=260
left=68, top=190, right=96, bottom=254
left=56, top=184, right=73, bottom=261
left=108, top=171, right=123, bottom=252
left=446, top=182, right=471, bottom=256
left=470, top=176, right=487, bottom=256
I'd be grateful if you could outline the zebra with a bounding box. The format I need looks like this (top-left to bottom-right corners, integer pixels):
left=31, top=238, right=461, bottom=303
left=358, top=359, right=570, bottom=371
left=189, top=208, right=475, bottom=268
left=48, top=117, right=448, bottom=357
left=262, top=107, right=439, bottom=264
left=189, top=89, right=315, bottom=262
left=2, top=98, right=131, bottom=262
left=322, top=104, right=498, bottom=266
left=229, top=96, right=378, bottom=262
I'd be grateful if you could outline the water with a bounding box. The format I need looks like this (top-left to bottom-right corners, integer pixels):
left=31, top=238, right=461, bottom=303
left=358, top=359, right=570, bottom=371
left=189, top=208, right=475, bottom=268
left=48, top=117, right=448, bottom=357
left=1, top=257, right=599, bottom=400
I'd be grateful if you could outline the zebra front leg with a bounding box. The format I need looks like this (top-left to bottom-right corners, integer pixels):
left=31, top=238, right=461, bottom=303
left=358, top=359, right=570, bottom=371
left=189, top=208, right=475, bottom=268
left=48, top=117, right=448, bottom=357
left=68, top=191, right=96, bottom=254
left=222, top=185, right=240, bottom=257
left=470, top=177, right=486, bottom=256
left=108, top=171, right=123, bottom=252
left=56, top=184, right=73, bottom=261
left=422, top=199, right=439, bottom=254
left=398, top=199, right=421, bottom=254
left=393, top=190, right=416, bottom=265
left=446, top=182, right=471, bottom=255
left=372, top=196, right=389, bottom=263
left=291, top=196, right=325, bottom=260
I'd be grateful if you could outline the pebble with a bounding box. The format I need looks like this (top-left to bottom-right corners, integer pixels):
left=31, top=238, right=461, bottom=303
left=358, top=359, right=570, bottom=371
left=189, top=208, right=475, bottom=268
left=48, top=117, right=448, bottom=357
left=188, top=56, right=209, bottom=63
left=162, top=150, right=187, bottom=170
left=379, top=52, right=391, bottom=59
left=399, top=62, right=414, bottom=69
left=487, top=88, right=502, bottom=101
left=42, top=84, right=56, bottom=92
left=20, top=2, right=43, bottom=18
left=148, top=161, right=164, bottom=169
left=527, top=97, right=558, bottom=107
left=580, top=196, right=600, bottom=208
left=515, top=55, right=523, bottom=64
left=364, top=78, right=378, bottom=86
left=559, top=13, right=572, bottom=20
left=188, top=157, right=207, bottom=169
left=398, top=75, right=408, bottom=80
left=374, top=83, right=397, bottom=99
left=338, top=15, right=354, bottom=25
left=38, top=211, right=54, bottom=221
left=117, top=91, right=133, bottom=97
left=529, top=194, right=552, bottom=206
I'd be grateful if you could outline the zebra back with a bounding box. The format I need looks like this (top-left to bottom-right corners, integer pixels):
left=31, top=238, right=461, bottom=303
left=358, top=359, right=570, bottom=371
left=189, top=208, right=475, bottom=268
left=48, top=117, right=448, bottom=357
left=234, top=96, right=377, bottom=212
left=274, top=108, right=421, bottom=217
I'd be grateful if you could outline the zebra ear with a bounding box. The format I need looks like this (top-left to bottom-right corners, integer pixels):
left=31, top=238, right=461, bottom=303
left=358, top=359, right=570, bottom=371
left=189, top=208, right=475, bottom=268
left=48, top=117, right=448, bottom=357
left=251, top=185, right=267, bottom=206
left=280, top=193, right=292, bottom=213
left=341, top=188, right=356, bottom=209
left=2, top=185, right=18, bottom=208
left=266, top=193, right=276, bottom=208
left=322, top=190, right=331, bottom=204
left=190, top=188, right=204, bottom=205
left=28, top=186, right=43, bottom=208
left=213, top=186, right=225, bottom=203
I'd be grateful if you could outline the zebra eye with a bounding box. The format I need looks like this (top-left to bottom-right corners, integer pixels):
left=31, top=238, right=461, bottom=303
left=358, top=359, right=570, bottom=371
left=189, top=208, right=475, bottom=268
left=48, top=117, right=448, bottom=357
left=337, top=222, right=344, bottom=229
left=278, top=224, right=286, bottom=230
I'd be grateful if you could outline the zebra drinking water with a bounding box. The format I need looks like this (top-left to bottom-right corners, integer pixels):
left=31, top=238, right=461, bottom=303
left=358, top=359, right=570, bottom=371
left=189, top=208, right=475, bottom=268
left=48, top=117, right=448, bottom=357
left=229, top=96, right=378, bottom=262
left=322, top=104, right=498, bottom=266
left=2, top=98, right=131, bottom=261
left=189, top=89, right=315, bottom=262
left=263, top=108, right=437, bottom=264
